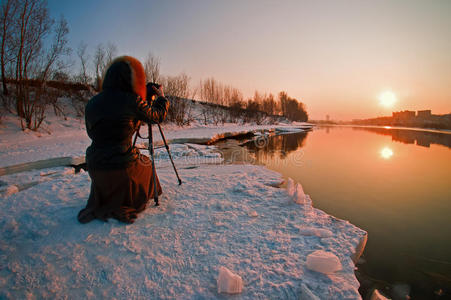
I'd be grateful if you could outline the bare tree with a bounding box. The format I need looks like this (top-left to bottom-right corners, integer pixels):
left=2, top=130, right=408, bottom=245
left=92, top=42, right=117, bottom=90
left=262, top=93, right=276, bottom=115
left=14, top=0, right=52, bottom=119
left=39, top=15, right=70, bottom=82
left=76, top=41, right=90, bottom=85
left=93, top=44, right=105, bottom=90
left=279, top=91, right=289, bottom=117
left=161, top=73, right=192, bottom=125
left=144, top=52, right=160, bottom=83
left=200, top=77, right=224, bottom=105
left=0, top=0, right=18, bottom=96
left=277, top=91, right=308, bottom=121
left=104, top=42, right=116, bottom=69
left=3, top=0, right=72, bottom=129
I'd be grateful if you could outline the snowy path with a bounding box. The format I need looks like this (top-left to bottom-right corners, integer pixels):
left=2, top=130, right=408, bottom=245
left=0, top=163, right=365, bottom=299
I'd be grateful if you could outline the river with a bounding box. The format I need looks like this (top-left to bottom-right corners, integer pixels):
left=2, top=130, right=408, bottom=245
left=222, top=126, right=451, bottom=299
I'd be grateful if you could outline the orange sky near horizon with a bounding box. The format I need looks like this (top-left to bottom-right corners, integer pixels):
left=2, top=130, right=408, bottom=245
left=49, top=0, right=451, bottom=120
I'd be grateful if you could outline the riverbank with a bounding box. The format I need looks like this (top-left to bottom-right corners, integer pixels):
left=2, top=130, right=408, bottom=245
left=0, top=114, right=368, bottom=299
left=323, top=124, right=451, bottom=135
left=0, top=112, right=311, bottom=168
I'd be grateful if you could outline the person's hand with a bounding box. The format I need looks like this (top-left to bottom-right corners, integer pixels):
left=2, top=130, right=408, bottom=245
left=152, top=85, right=164, bottom=98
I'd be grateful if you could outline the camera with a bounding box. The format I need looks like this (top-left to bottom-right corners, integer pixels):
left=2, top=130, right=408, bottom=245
left=146, top=82, right=161, bottom=98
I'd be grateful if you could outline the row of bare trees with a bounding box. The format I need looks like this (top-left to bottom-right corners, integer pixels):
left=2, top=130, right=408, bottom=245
left=198, top=77, right=308, bottom=123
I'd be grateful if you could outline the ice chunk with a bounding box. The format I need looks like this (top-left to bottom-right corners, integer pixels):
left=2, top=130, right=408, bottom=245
left=302, top=195, right=314, bottom=219
left=370, top=289, right=390, bottom=300
left=293, top=183, right=306, bottom=204
left=286, top=178, right=295, bottom=196
left=1, top=185, right=19, bottom=197
left=306, top=250, right=342, bottom=274
left=217, top=266, right=243, bottom=294
left=299, top=283, right=321, bottom=300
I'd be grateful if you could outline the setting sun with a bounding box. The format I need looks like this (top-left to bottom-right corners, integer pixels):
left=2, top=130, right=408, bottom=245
left=379, top=91, right=397, bottom=108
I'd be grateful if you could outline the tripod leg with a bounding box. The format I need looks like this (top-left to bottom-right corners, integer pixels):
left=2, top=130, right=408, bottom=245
left=132, top=125, right=140, bottom=147
left=148, top=123, right=159, bottom=206
left=158, top=124, right=182, bottom=185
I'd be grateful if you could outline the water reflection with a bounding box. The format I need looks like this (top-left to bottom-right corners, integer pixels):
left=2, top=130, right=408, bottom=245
left=244, top=131, right=309, bottom=161
left=354, top=127, right=451, bottom=149
left=380, top=147, right=394, bottom=159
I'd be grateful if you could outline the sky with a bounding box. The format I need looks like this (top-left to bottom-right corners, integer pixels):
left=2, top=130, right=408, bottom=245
left=47, top=0, right=451, bottom=120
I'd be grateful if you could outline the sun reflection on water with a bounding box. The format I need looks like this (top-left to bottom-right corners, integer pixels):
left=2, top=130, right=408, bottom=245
left=380, top=147, right=394, bottom=159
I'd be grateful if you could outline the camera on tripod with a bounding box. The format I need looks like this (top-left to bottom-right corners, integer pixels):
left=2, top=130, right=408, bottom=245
left=146, top=82, right=161, bottom=100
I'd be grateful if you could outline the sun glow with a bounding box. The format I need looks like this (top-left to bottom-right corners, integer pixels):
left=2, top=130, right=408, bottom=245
left=380, top=147, right=394, bottom=159
left=379, top=91, right=397, bottom=108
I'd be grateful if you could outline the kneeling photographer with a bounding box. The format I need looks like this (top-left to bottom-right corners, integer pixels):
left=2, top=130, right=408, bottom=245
left=78, top=56, right=169, bottom=224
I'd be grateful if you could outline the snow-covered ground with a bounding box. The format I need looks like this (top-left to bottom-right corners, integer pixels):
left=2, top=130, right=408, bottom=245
left=0, top=163, right=365, bottom=299
left=0, top=109, right=367, bottom=299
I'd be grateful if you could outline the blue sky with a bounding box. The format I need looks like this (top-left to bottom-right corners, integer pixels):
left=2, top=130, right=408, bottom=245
left=48, top=0, right=451, bottom=120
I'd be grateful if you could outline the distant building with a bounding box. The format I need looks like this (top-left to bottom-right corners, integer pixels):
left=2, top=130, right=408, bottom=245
left=392, top=110, right=415, bottom=121
left=351, top=110, right=451, bottom=130
left=417, top=110, right=432, bottom=119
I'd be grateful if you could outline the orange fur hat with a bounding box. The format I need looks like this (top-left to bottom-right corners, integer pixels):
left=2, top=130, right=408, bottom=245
left=101, top=56, right=147, bottom=100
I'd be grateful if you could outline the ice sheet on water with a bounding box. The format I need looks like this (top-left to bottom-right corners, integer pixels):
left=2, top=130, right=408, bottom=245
left=306, top=250, right=342, bottom=274
left=217, top=266, right=243, bottom=294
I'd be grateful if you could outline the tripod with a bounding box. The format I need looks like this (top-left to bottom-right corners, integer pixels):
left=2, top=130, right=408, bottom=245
left=133, top=121, right=182, bottom=206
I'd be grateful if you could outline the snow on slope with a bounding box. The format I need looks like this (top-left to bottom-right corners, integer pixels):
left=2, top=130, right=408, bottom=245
left=0, top=163, right=365, bottom=299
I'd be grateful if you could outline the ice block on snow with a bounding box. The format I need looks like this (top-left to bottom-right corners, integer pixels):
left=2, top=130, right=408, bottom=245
left=306, top=250, right=342, bottom=274
left=293, top=183, right=306, bottom=204
left=217, top=266, right=243, bottom=294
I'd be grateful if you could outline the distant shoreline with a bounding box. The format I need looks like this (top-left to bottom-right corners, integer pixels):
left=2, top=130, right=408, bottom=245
left=316, top=124, right=451, bottom=135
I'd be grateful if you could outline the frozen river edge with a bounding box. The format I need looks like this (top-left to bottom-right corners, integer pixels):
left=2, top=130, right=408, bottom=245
left=0, top=124, right=368, bottom=299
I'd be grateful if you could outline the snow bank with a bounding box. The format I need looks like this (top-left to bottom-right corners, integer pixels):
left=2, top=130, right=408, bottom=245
left=0, top=164, right=366, bottom=299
